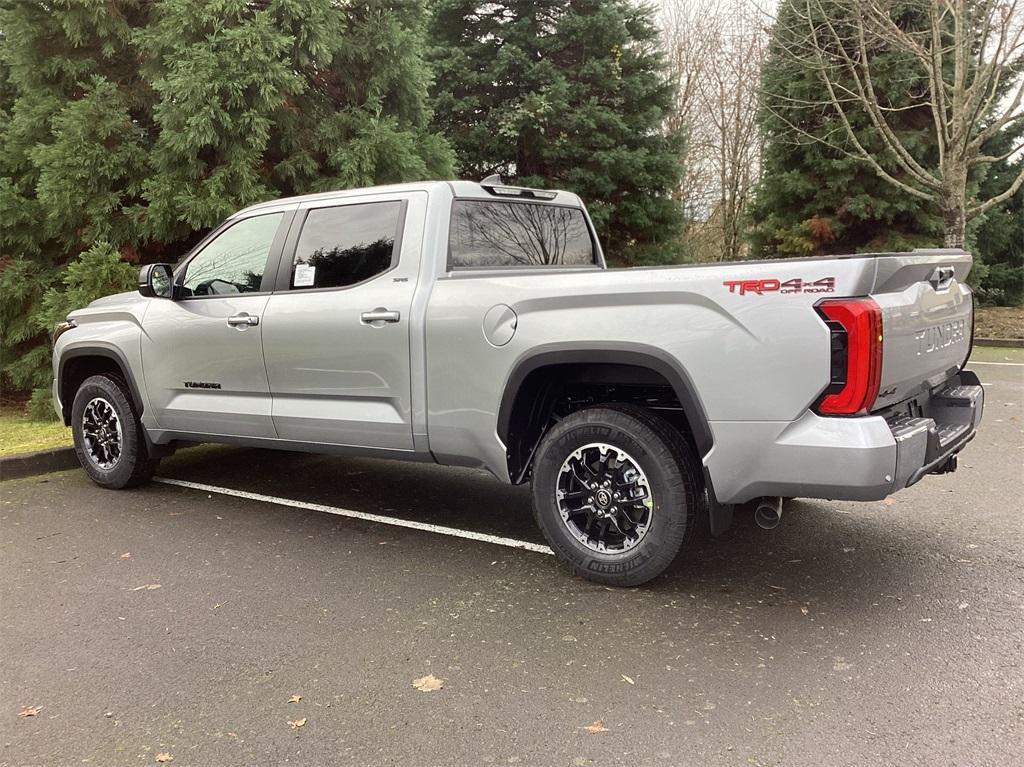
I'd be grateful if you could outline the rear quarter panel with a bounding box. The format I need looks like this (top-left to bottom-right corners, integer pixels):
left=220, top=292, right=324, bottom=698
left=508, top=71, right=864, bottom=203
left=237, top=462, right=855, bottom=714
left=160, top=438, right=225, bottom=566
left=424, top=259, right=876, bottom=480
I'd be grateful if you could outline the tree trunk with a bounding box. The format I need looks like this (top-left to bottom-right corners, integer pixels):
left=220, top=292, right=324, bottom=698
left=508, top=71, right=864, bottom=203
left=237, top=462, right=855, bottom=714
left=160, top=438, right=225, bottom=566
left=940, top=163, right=968, bottom=249
left=941, top=201, right=966, bottom=249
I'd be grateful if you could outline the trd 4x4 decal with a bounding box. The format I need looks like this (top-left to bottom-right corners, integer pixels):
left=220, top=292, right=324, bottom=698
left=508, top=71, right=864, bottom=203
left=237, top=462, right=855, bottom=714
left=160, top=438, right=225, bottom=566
left=723, top=277, right=836, bottom=296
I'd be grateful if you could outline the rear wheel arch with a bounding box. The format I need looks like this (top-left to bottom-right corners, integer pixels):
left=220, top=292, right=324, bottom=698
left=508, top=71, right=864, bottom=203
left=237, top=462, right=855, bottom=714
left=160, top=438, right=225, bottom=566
left=497, top=345, right=713, bottom=484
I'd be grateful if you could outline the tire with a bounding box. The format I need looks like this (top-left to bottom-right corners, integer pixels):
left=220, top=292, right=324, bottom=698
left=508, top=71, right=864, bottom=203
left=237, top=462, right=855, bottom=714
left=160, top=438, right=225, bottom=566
left=530, top=403, right=702, bottom=587
left=71, top=374, right=159, bottom=489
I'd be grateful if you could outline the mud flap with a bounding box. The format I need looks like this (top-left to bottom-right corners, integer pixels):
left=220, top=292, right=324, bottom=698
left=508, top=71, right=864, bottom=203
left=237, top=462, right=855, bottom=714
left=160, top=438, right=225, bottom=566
left=704, top=488, right=734, bottom=537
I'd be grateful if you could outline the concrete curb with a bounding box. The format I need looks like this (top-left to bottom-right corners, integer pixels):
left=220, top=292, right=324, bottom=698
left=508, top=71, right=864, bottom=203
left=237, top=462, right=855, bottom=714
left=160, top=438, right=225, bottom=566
left=0, top=447, right=78, bottom=481
left=975, top=337, right=1024, bottom=349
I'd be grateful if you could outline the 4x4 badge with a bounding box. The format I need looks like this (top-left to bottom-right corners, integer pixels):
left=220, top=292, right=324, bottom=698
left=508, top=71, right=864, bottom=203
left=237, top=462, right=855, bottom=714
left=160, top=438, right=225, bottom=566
left=723, top=277, right=836, bottom=295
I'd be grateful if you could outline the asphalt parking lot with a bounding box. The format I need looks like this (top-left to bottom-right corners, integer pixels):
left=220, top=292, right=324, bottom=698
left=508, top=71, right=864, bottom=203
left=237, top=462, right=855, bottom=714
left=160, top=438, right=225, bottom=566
left=2, top=349, right=1022, bottom=767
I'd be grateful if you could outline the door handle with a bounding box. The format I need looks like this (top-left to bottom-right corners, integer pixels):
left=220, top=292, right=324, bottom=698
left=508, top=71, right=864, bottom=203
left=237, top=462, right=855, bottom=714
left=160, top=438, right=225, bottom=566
left=360, top=308, right=401, bottom=325
left=227, top=313, right=259, bottom=327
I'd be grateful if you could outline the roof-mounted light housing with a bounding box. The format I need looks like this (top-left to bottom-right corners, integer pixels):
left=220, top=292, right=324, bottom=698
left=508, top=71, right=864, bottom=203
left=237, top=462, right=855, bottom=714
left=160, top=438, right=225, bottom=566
left=480, top=175, right=558, bottom=200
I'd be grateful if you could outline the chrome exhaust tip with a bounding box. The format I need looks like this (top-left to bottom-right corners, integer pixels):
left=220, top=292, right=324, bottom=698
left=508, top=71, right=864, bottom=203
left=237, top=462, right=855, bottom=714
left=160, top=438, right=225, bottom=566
left=753, top=496, right=783, bottom=530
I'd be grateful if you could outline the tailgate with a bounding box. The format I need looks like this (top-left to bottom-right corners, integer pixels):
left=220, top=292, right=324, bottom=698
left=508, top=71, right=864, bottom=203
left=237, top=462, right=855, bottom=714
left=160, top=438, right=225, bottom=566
left=870, top=250, right=973, bottom=410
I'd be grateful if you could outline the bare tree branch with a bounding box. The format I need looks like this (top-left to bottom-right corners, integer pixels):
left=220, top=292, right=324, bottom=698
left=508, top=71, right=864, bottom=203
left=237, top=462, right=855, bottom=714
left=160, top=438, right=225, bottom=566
left=764, top=0, right=1024, bottom=247
left=968, top=160, right=1024, bottom=216
left=662, top=0, right=770, bottom=260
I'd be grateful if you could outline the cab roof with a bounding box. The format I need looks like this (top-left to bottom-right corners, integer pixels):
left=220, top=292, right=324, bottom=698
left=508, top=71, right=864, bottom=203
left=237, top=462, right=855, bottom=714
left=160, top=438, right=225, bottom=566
left=232, top=180, right=585, bottom=218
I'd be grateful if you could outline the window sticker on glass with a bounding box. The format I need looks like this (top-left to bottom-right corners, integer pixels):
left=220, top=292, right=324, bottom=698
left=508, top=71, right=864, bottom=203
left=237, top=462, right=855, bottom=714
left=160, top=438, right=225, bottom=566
left=290, top=201, right=402, bottom=290
left=293, top=263, right=316, bottom=287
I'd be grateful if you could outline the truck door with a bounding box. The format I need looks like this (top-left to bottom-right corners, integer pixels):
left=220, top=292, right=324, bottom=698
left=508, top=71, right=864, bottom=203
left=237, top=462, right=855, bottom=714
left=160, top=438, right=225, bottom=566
left=141, top=211, right=290, bottom=437
left=260, top=192, right=424, bottom=451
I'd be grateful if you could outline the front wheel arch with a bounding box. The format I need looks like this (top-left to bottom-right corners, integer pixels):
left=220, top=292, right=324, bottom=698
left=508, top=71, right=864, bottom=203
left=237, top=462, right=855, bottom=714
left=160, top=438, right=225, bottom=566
left=58, top=348, right=144, bottom=426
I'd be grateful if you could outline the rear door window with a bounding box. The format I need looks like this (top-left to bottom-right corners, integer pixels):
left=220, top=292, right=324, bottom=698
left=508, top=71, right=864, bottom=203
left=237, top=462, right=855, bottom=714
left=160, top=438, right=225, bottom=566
left=448, top=200, right=596, bottom=268
left=289, top=201, right=403, bottom=290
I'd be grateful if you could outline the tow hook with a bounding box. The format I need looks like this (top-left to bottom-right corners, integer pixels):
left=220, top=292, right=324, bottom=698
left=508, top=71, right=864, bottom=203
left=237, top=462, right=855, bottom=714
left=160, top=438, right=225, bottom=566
left=933, top=454, right=958, bottom=475
left=753, top=496, right=783, bottom=530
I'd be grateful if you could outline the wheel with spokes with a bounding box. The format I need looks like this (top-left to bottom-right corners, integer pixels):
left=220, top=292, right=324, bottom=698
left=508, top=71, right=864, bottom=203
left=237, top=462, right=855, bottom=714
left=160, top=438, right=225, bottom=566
left=71, top=374, right=158, bottom=489
left=531, top=403, right=702, bottom=586
left=555, top=442, right=655, bottom=554
left=81, top=397, right=122, bottom=469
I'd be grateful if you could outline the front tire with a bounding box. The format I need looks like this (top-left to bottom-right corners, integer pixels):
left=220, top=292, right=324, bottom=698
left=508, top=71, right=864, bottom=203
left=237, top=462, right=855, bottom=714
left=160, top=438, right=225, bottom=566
left=71, top=374, right=158, bottom=489
left=531, top=403, right=702, bottom=587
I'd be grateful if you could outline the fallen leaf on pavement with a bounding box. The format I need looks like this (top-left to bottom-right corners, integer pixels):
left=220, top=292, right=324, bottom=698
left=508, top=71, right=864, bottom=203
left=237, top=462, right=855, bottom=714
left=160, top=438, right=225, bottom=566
left=800, top=606, right=809, bottom=615
left=155, top=753, right=173, bottom=763
left=882, top=497, right=895, bottom=506
left=412, top=674, right=444, bottom=692
left=131, top=584, right=162, bottom=591
left=583, top=720, right=610, bottom=734
left=18, top=705, right=42, bottom=717
left=288, top=694, right=302, bottom=704
left=621, top=674, right=634, bottom=685
left=288, top=718, right=306, bottom=729
left=120, top=552, right=131, bottom=559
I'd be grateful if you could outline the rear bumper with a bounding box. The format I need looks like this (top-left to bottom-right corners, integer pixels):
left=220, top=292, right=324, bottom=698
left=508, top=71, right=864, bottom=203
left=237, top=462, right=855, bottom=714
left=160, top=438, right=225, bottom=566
left=704, top=371, right=983, bottom=505
left=888, top=370, right=984, bottom=490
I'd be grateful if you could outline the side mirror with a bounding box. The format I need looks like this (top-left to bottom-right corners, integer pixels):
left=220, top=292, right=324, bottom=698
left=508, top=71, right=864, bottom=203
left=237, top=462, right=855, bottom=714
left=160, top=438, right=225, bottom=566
left=139, top=263, right=174, bottom=299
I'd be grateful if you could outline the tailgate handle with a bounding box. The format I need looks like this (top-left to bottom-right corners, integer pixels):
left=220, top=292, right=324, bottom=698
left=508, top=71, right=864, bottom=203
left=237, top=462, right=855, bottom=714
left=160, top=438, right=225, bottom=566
left=929, top=266, right=955, bottom=290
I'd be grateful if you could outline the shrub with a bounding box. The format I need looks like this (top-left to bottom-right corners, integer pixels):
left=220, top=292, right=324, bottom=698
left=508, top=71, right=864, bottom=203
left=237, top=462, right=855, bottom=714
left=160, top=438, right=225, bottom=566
left=27, top=242, right=137, bottom=419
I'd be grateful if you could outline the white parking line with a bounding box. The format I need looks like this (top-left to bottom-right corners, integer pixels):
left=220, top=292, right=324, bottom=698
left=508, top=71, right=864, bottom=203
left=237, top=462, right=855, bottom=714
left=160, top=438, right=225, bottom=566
left=968, top=361, right=1024, bottom=367
left=153, top=477, right=554, bottom=556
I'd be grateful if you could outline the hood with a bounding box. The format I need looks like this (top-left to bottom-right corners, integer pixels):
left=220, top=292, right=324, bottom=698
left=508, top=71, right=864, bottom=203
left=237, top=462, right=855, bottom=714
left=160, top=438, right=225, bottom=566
left=88, top=290, right=142, bottom=309
left=67, top=290, right=147, bottom=321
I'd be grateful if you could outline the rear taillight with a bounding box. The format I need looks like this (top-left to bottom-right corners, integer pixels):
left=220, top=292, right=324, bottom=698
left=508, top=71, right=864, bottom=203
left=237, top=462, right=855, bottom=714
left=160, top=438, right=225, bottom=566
left=814, top=298, right=883, bottom=416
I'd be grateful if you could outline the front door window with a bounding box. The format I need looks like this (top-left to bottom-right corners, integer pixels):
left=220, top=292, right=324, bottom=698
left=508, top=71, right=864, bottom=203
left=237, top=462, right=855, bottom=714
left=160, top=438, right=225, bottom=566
left=181, top=213, right=284, bottom=297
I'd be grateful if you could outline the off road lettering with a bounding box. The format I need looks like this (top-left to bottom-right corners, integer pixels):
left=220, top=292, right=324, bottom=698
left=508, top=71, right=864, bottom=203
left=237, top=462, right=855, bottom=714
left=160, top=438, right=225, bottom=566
left=723, top=277, right=835, bottom=295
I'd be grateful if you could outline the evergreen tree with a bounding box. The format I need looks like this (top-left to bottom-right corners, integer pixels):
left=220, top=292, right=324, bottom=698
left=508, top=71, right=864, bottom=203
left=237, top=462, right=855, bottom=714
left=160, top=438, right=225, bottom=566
left=749, top=0, right=943, bottom=257
left=428, top=0, right=684, bottom=261
left=972, top=124, right=1024, bottom=305
left=0, top=0, right=453, bottom=410
left=138, top=0, right=453, bottom=241
left=0, top=0, right=149, bottom=400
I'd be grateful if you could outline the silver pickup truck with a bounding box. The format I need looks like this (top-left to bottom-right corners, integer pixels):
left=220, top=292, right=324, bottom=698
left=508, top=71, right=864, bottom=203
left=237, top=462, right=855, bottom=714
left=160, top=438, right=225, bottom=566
left=51, top=179, right=983, bottom=585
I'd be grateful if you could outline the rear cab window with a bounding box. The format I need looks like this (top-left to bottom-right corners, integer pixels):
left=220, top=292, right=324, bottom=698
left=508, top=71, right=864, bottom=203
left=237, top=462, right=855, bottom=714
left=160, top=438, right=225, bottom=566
left=448, top=199, right=597, bottom=268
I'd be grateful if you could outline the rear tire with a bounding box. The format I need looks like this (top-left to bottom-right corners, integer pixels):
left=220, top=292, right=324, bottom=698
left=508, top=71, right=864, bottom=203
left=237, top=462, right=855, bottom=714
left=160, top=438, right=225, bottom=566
left=71, top=374, right=159, bottom=489
left=530, top=403, right=702, bottom=587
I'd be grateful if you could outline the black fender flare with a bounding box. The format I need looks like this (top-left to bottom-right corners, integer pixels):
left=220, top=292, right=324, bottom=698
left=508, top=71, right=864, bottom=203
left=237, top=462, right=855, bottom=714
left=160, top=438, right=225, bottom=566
left=57, top=345, right=176, bottom=458
left=57, top=345, right=145, bottom=422
left=496, top=342, right=714, bottom=458
left=497, top=342, right=730, bottom=530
